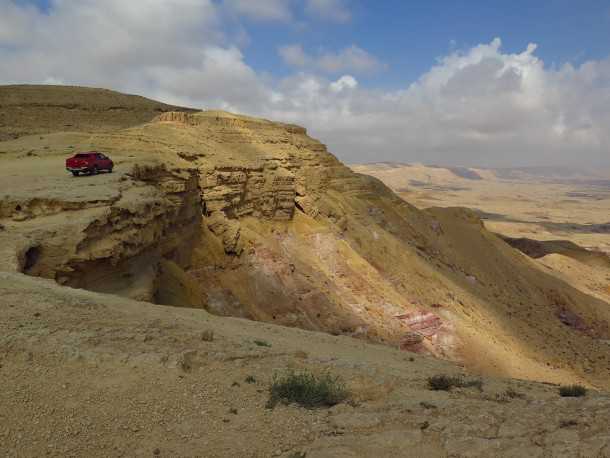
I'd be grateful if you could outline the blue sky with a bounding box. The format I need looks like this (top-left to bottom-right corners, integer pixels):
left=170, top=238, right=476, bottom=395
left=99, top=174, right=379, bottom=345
left=244, top=0, right=610, bottom=88
left=18, top=0, right=610, bottom=88
left=2, top=0, right=610, bottom=166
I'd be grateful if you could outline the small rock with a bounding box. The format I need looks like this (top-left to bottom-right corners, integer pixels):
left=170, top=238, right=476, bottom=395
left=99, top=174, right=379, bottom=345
left=201, top=330, right=214, bottom=342
left=401, top=332, right=424, bottom=346
left=153, top=448, right=160, bottom=455
left=559, top=419, right=578, bottom=428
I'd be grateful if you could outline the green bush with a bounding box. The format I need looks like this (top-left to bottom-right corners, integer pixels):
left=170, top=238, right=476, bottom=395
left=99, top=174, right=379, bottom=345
left=427, top=374, right=483, bottom=391
left=427, top=374, right=462, bottom=391
left=253, top=339, right=271, bottom=347
left=559, top=384, right=587, bottom=397
left=267, top=371, right=349, bottom=409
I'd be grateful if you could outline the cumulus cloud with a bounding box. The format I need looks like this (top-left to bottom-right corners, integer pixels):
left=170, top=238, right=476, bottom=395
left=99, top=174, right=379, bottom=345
left=1, top=1, right=610, bottom=167
left=271, top=38, right=610, bottom=167
left=305, top=0, right=351, bottom=22
left=278, top=44, right=310, bottom=67
left=222, top=0, right=292, bottom=22
left=279, top=44, right=385, bottom=74
left=145, top=46, right=269, bottom=112
left=0, top=0, right=222, bottom=92
left=329, top=75, right=358, bottom=92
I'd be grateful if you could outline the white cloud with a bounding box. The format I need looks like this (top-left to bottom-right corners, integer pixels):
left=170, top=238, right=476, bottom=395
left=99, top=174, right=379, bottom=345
left=145, top=46, right=269, bottom=112
left=1, top=2, right=610, bottom=168
left=0, top=0, right=270, bottom=117
left=0, top=0, right=222, bottom=90
left=330, top=75, right=358, bottom=92
left=278, top=44, right=309, bottom=67
left=0, top=1, right=39, bottom=44
left=305, top=0, right=351, bottom=22
left=270, top=38, right=610, bottom=167
left=222, top=0, right=292, bottom=22
left=278, top=44, right=385, bottom=74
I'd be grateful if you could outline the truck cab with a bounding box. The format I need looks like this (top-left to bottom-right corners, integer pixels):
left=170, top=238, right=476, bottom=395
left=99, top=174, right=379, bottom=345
left=65, top=152, right=114, bottom=176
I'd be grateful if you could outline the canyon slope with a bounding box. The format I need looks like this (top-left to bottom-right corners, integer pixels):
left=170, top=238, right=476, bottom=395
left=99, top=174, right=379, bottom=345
left=352, top=162, right=610, bottom=305
left=1, top=86, right=610, bottom=394
left=351, top=162, right=610, bottom=255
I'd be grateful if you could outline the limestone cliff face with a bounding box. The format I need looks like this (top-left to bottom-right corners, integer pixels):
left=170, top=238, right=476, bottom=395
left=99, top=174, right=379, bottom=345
left=153, top=111, right=344, bottom=254
left=0, top=163, right=202, bottom=302
left=2, top=106, right=610, bottom=390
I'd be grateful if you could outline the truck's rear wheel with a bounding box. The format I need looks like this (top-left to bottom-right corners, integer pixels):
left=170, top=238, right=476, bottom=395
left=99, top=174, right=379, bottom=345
left=71, top=171, right=79, bottom=177
left=92, top=166, right=98, bottom=175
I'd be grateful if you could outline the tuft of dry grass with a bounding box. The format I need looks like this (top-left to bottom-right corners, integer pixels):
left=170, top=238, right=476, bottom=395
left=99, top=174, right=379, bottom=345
left=559, top=385, right=587, bottom=397
left=427, top=374, right=483, bottom=392
left=267, top=371, right=349, bottom=409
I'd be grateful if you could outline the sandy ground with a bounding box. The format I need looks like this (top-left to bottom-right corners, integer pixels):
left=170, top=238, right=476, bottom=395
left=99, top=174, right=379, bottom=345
left=2, top=272, right=610, bottom=457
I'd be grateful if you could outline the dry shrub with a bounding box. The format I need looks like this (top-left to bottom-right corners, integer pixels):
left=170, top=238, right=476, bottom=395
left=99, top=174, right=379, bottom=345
left=267, top=370, right=349, bottom=409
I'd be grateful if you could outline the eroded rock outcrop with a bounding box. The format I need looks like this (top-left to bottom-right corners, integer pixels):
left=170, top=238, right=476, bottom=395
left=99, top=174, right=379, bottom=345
left=1, top=162, right=202, bottom=302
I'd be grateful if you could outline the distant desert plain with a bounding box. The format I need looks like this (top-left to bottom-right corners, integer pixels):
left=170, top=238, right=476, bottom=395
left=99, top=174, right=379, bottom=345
left=352, top=162, right=610, bottom=304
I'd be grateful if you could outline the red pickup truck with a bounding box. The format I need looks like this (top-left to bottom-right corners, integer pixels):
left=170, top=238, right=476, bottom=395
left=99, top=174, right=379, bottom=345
left=65, top=152, right=114, bottom=176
